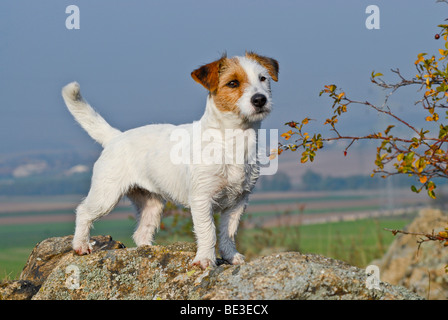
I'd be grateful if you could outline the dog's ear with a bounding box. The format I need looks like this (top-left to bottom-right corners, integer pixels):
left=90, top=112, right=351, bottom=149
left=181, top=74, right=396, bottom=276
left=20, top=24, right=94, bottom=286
left=191, top=55, right=226, bottom=92
left=245, top=51, right=279, bottom=82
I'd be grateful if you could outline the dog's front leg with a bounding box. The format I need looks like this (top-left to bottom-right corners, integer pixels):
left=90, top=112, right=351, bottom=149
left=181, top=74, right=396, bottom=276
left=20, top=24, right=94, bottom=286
left=218, top=195, right=247, bottom=265
left=190, top=196, right=217, bottom=269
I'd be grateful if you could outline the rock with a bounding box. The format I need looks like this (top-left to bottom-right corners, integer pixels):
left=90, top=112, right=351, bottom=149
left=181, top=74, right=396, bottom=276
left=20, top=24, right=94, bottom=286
left=0, top=280, right=40, bottom=300
left=12, top=236, right=419, bottom=300
left=32, top=242, right=200, bottom=300
left=20, top=235, right=126, bottom=286
left=373, top=208, right=448, bottom=300
left=201, top=252, right=420, bottom=300
left=0, top=235, right=125, bottom=300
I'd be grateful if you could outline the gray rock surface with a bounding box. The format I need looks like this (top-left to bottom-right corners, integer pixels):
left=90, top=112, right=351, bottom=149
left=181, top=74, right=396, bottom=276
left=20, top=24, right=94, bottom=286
left=1, top=235, right=423, bottom=300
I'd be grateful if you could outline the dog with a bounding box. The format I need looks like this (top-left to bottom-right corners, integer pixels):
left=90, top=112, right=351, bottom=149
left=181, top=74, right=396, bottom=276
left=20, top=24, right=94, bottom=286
left=62, top=52, right=279, bottom=269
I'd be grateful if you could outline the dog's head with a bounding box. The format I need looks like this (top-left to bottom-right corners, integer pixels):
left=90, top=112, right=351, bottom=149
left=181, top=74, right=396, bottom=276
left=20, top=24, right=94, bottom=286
left=191, top=52, right=279, bottom=123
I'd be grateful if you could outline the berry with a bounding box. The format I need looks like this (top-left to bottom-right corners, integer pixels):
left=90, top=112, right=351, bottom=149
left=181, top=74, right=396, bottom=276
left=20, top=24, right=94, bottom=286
left=435, top=34, right=440, bottom=40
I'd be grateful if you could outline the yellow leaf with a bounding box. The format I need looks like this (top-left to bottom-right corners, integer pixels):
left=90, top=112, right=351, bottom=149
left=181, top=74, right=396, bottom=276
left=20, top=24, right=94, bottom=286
left=426, top=116, right=434, bottom=121
left=438, top=231, right=448, bottom=238
left=439, top=48, right=446, bottom=56
left=324, top=85, right=336, bottom=93
left=415, top=55, right=425, bottom=65
left=420, top=176, right=427, bottom=184
left=434, top=113, right=439, bottom=121
left=281, top=133, right=291, bottom=140
left=269, top=148, right=282, bottom=160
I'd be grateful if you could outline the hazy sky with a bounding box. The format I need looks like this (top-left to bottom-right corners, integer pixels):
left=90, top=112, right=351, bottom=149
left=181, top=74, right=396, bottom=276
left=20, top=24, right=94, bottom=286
left=0, top=0, right=446, bottom=156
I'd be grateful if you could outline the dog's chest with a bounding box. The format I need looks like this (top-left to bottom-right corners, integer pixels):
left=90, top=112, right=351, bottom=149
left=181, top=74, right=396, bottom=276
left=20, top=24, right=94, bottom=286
left=213, top=162, right=259, bottom=208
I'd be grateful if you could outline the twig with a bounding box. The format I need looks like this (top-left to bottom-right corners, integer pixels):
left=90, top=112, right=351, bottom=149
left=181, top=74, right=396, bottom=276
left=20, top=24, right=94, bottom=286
left=384, top=228, right=446, bottom=255
left=384, top=228, right=445, bottom=241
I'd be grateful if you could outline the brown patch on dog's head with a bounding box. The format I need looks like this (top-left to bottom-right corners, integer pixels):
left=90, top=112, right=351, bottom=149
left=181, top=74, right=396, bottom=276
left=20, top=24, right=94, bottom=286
left=245, top=51, right=279, bottom=82
left=191, top=55, right=249, bottom=114
left=191, top=54, right=227, bottom=92
left=212, top=57, right=249, bottom=113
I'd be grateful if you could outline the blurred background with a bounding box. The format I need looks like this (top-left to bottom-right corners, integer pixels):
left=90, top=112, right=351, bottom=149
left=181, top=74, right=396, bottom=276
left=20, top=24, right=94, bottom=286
left=1, top=0, right=447, bottom=298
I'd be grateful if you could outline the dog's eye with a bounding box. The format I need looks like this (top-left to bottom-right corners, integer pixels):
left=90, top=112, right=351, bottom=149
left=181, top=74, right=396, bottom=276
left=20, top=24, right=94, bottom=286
left=226, top=80, right=240, bottom=88
left=259, top=75, right=267, bottom=82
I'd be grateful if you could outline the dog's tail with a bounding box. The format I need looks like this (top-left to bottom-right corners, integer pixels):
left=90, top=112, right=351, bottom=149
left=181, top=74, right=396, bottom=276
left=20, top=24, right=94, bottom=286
left=62, top=82, right=122, bottom=147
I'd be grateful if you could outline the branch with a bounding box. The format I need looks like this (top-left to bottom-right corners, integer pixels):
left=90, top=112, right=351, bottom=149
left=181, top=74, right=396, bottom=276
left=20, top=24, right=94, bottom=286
left=384, top=228, right=447, bottom=253
left=344, top=97, right=421, bottom=136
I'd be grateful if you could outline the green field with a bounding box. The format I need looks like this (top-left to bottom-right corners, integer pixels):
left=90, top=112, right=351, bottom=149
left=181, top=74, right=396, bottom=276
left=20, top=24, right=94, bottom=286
left=0, top=214, right=412, bottom=282
left=238, top=217, right=412, bottom=267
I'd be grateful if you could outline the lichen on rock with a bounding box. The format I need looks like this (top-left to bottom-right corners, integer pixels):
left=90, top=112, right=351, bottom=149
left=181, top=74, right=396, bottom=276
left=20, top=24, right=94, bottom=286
left=1, top=234, right=423, bottom=300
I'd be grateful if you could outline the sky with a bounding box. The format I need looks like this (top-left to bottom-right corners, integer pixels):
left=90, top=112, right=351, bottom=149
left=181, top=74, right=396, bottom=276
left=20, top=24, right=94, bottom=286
left=0, top=0, right=446, bottom=158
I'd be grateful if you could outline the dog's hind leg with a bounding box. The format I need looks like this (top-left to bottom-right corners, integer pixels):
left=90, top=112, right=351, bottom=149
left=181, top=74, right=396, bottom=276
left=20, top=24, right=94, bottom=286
left=72, top=156, right=127, bottom=255
left=72, top=179, right=123, bottom=255
left=128, top=189, right=164, bottom=246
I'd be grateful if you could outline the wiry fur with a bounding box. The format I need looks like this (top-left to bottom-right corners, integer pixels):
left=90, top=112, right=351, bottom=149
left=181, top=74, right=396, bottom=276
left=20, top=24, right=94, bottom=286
left=62, top=52, right=278, bottom=268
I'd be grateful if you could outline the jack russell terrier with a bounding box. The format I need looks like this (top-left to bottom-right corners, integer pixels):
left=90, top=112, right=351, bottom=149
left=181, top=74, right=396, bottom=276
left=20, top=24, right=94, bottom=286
left=62, top=52, right=279, bottom=268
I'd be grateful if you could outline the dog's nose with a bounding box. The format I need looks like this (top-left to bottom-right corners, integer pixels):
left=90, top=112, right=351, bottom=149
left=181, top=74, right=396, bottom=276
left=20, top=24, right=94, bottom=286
left=251, top=93, right=267, bottom=109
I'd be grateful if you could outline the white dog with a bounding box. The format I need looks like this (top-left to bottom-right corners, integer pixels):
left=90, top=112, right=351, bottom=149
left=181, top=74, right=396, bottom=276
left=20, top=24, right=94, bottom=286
left=62, top=52, right=279, bottom=268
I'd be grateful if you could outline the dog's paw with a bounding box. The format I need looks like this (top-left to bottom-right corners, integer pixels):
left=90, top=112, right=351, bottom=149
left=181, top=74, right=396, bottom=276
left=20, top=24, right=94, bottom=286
left=191, top=257, right=217, bottom=269
left=229, top=252, right=246, bottom=265
left=221, top=252, right=245, bottom=265
left=73, top=242, right=93, bottom=255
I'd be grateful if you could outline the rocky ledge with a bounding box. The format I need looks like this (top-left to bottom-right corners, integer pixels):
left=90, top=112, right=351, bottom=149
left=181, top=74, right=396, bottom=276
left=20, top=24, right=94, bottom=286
left=0, top=235, right=422, bottom=300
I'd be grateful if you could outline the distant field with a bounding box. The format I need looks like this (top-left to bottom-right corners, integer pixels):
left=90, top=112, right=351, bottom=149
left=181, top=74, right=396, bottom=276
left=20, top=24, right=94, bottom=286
left=0, top=189, right=427, bottom=225
left=0, top=190, right=421, bottom=281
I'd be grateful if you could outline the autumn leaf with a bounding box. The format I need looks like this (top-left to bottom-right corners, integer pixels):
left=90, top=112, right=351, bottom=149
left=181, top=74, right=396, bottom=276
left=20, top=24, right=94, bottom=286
left=300, top=155, right=308, bottom=163
left=371, top=71, right=383, bottom=78
left=428, top=190, right=437, bottom=199
left=269, top=148, right=283, bottom=160
left=438, top=231, right=448, bottom=239
left=414, top=53, right=427, bottom=65
left=281, top=130, right=293, bottom=140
